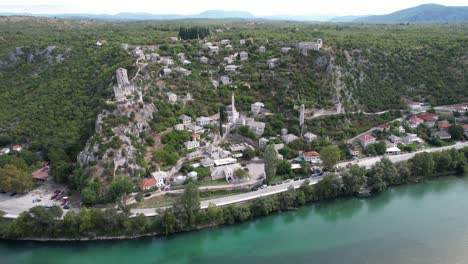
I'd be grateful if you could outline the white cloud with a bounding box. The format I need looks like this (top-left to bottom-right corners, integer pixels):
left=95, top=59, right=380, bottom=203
left=0, top=0, right=466, bottom=16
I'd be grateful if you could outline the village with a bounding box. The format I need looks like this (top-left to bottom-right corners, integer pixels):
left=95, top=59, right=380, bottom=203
left=1, top=32, right=468, bottom=217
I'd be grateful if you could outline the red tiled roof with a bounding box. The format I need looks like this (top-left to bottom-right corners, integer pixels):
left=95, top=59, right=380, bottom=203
left=408, top=102, right=421, bottom=106
left=192, top=133, right=200, bottom=137
left=359, top=135, right=376, bottom=141
left=139, top=178, right=156, bottom=189
left=379, top=124, right=390, bottom=129
left=32, top=166, right=49, bottom=180
left=438, top=122, right=450, bottom=128
left=12, top=144, right=21, bottom=150
left=303, top=151, right=320, bottom=157
left=407, top=116, right=423, bottom=124
left=417, top=112, right=438, bottom=122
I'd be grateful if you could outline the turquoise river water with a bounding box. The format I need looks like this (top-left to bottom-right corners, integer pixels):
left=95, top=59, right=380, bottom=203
left=2, top=175, right=468, bottom=264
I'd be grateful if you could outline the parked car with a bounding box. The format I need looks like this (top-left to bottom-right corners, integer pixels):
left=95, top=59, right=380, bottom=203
left=259, top=184, right=267, bottom=189
left=60, top=198, right=68, bottom=207
left=10, top=192, right=17, bottom=197
left=63, top=205, right=70, bottom=209
left=144, top=193, right=151, bottom=198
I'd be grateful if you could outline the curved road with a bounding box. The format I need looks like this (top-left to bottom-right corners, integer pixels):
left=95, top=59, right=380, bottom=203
left=131, top=141, right=468, bottom=217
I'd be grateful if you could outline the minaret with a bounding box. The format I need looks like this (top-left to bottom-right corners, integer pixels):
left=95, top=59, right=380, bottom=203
left=231, top=92, right=238, bottom=123
left=299, top=104, right=305, bottom=137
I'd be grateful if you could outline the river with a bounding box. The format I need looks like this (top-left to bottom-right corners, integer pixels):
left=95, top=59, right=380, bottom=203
left=2, top=175, right=468, bottom=264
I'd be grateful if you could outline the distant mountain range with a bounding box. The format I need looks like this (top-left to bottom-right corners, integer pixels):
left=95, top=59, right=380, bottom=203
left=1, top=4, right=467, bottom=23
left=354, top=4, right=468, bottom=23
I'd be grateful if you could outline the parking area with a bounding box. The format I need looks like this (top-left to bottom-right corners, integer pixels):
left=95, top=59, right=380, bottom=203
left=0, top=179, right=78, bottom=218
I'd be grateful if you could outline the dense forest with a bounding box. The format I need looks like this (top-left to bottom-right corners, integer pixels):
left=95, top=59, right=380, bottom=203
left=0, top=17, right=466, bottom=192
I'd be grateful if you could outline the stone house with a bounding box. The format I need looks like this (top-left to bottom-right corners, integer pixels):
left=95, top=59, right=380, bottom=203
left=246, top=120, right=266, bottom=137
left=358, top=135, right=376, bottom=148
left=304, top=132, right=318, bottom=143
left=251, top=102, right=264, bottom=114
left=166, top=92, right=177, bottom=104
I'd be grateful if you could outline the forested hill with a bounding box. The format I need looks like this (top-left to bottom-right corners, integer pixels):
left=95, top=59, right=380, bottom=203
left=355, top=4, right=468, bottom=23
left=0, top=17, right=467, bottom=167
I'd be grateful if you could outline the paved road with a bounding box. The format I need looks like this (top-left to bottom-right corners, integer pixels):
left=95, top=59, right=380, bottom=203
left=131, top=177, right=321, bottom=216
left=338, top=141, right=468, bottom=169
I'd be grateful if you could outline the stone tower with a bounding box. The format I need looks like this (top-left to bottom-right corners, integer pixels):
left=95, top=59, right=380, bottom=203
left=230, top=92, right=239, bottom=124
left=116, top=68, right=130, bottom=88
left=113, top=68, right=135, bottom=102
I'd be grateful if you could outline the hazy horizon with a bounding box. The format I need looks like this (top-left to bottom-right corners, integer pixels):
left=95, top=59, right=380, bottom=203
left=0, top=0, right=467, bottom=17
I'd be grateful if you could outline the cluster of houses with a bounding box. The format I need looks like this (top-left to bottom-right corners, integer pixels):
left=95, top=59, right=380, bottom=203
left=0, top=144, right=23, bottom=156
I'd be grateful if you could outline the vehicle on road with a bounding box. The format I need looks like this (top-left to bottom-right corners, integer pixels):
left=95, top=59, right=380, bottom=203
left=10, top=192, right=17, bottom=197
left=144, top=193, right=151, bottom=198
left=63, top=205, right=70, bottom=209
left=259, top=184, right=267, bottom=189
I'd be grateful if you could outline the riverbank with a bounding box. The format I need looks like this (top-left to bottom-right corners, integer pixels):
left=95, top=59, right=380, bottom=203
left=3, top=175, right=468, bottom=264
left=1, top=147, right=466, bottom=242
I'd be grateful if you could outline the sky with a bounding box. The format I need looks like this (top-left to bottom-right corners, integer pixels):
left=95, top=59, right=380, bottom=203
left=0, top=0, right=466, bottom=16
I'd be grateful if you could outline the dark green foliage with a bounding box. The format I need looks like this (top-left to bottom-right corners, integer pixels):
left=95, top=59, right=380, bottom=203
left=178, top=26, right=210, bottom=40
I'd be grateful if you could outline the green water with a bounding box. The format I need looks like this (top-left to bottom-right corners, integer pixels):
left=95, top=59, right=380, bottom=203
left=2, top=176, right=468, bottom=264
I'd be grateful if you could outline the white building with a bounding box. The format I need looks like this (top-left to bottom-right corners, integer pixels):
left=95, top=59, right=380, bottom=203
left=151, top=171, right=167, bottom=187
left=197, top=116, right=213, bottom=126
left=159, top=57, right=174, bottom=66
left=179, top=114, right=192, bottom=126
left=239, top=39, right=246, bottom=45
left=211, top=164, right=242, bottom=181
left=0, top=148, right=10, bottom=155
left=358, top=135, right=376, bottom=148
left=251, top=102, right=265, bottom=114
left=174, top=124, right=185, bottom=131
left=282, top=134, right=299, bottom=144
left=247, top=120, right=266, bottom=137
left=239, top=51, right=248, bottom=61
left=281, top=47, right=291, bottom=53
left=201, top=157, right=215, bottom=167
left=221, top=39, right=230, bottom=45
left=187, top=150, right=203, bottom=160
left=258, top=46, right=266, bottom=53
left=266, top=58, right=280, bottom=69
left=408, top=102, right=423, bottom=111
left=184, top=141, right=200, bottom=150
left=220, top=76, right=231, bottom=85
left=304, top=132, right=317, bottom=143
left=259, top=138, right=269, bottom=149
left=199, top=56, right=209, bottom=64
left=225, top=65, right=238, bottom=72
left=303, top=151, right=321, bottom=164
left=162, top=67, right=172, bottom=76
left=166, top=92, right=177, bottom=103
left=174, top=67, right=192, bottom=76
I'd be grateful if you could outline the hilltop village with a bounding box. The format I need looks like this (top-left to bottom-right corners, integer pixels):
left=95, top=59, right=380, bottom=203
left=0, top=24, right=467, bottom=221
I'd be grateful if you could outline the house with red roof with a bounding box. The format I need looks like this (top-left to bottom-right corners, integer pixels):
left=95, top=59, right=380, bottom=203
left=417, top=112, right=438, bottom=127
left=407, top=102, right=422, bottom=111
left=358, top=135, right=376, bottom=148
left=11, top=145, right=22, bottom=152
left=191, top=133, right=201, bottom=141
left=437, top=121, right=450, bottom=131
left=139, top=178, right=157, bottom=191
left=405, top=116, right=424, bottom=129
left=348, top=144, right=360, bottom=156
left=32, top=166, right=50, bottom=181
left=463, top=124, right=468, bottom=133
left=375, top=123, right=390, bottom=132
left=302, top=151, right=321, bottom=164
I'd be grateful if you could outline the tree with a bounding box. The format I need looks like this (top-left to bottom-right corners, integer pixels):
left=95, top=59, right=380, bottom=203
left=264, top=144, right=278, bottom=179
left=242, top=148, right=256, bottom=160
left=0, top=164, right=33, bottom=193
left=448, top=125, right=465, bottom=140
left=206, top=203, right=223, bottom=223
left=342, top=165, right=366, bottom=195
left=135, top=192, right=144, bottom=203
left=234, top=168, right=249, bottom=179
left=299, top=161, right=311, bottom=176
left=276, top=160, right=292, bottom=177
left=176, top=183, right=200, bottom=227
left=109, top=176, right=134, bottom=202
left=161, top=209, right=177, bottom=236
left=410, top=152, right=435, bottom=177
left=79, top=207, right=93, bottom=234
left=373, top=141, right=387, bottom=155
left=320, top=146, right=341, bottom=170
